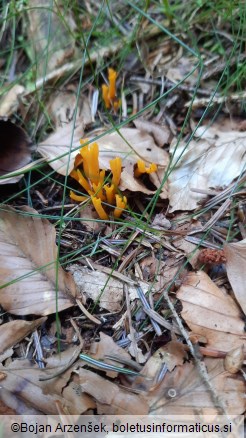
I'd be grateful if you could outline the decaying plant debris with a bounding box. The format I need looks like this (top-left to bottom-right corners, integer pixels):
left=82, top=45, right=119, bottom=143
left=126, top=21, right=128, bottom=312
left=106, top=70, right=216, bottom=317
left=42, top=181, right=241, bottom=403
left=0, top=0, right=245, bottom=418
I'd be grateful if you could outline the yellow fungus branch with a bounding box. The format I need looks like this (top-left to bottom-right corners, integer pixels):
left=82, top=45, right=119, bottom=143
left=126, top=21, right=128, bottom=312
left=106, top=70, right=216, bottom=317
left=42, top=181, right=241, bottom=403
left=104, top=184, right=115, bottom=204
left=70, top=138, right=131, bottom=220
left=114, top=195, right=127, bottom=218
left=91, top=196, right=109, bottom=220
left=70, top=191, right=88, bottom=202
left=102, top=68, right=120, bottom=111
left=134, top=159, right=157, bottom=178
left=110, top=157, right=122, bottom=187
left=77, top=169, right=91, bottom=193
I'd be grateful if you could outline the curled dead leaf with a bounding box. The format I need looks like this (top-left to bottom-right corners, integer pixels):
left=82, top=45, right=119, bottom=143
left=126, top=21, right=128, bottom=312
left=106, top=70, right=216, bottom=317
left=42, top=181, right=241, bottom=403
left=169, top=122, right=246, bottom=211
left=0, top=120, right=32, bottom=178
left=0, top=318, right=46, bottom=354
left=224, top=346, right=244, bottom=374
left=144, top=358, right=245, bottom=415
left=177, top=271, right=246, bottom=351
left=0, top=205, right=77, bottom=315
left=224, top=238, right=246, bottom=316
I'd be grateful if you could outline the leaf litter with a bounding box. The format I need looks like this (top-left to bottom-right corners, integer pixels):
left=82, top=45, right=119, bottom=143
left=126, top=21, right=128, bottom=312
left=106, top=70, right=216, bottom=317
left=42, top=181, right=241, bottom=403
left=0, top=2, right=245, bottom=420
left=0, top=205, right=77, bottom=315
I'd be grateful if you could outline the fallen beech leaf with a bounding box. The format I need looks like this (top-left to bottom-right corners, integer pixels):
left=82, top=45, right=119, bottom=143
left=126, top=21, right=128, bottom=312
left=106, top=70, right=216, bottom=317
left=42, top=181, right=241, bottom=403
left=0, top=205, right=77, bottom=315
left=69, top=264, right=152, bottom=312
left=38, top=92, right=92, bottom=175
left=132, top=342, right=187, bottom=393
left=0, top=318, right=46, bottom=354
left=224, top=346, right=244, bottom=374
left=27, top=0, right=76, bottom=75
left=62, top=381, right=95, bottom=414
left=168, top=123, right=246, bottom=211
left=0, top=120, right=32, bottom=177
left=0, top=85, right=25, bottom=117
left=177, top=271, right=246, bottom=351
left=0, top=348, right=82, bottom=414
left=0, top=158, right=45, bottom=185
left=88, top=332, right=133, bottom=378
left=224, top=238, right=246, bottom=316
left=133, top=118, right=171, bottom=147
left=79, top=368, right=148, bottom=415
left=96, top=128, right=169, bottom=197
left=0, top=348, right=13, bottom=363
left=143, top=358, right=245, bottom=415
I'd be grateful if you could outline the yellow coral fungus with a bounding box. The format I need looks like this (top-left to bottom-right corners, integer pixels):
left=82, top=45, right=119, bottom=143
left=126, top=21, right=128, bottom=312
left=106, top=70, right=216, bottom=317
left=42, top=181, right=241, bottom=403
left=102, top=84, right=110, bottom=109
left=80, top=142, right=100, bottom=184
left=91, top=196, right=109, bottom=220
left=70, top=191, right=88, bottom=202
left=77, top=169, right=91, bottom=193
left=104, top=184, right=115, bottom=204
left=108, top=68, right=117, bottom=100
left=70, top=139, right=128, bottom=219
left=114, top=195, right=127, bottom=218
left=110, top=157, right=122, bottom=187
left=134, top=159, right=158, bottom=178
left=102, top=68, right=120, bottom=111
left=92, top=182, right=106, bottom=201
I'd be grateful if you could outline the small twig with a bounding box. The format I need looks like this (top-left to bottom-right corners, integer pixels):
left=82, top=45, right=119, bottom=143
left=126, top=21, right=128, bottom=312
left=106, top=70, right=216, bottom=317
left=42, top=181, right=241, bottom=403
left=69, top=318, right=84, bottom=347
left=76, top=298, right=101, bottom=325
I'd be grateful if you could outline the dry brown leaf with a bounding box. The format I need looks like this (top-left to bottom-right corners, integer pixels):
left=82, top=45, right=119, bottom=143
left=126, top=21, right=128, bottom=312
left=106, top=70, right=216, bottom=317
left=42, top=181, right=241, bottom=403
left=38, top=92, right=92, bottom=175
left=0, top=158, right=46, bottom=185
left=0, top=365, right=67, bottom=415
left=224, top=346, right=245, bottom=374
left=0, top=318, right=46, bottom=355
left=39, top=125, right=169, bottom=197
left=0, top=348, right=13, bottom=363
left=79, top=204, right=105, bottom=233
left=177, top=271, right=246, bottom=351
left=151, top=256, right=186, bottom=291
left=166, top=56, right=198, bottom=85
left=70, top=266, right=123, bottom=312
left=133, top=118, right=171, bottom=147
left=95, top=127, right=169, bottom=197
left=0, top=347, right=83, bottom=414
left=0, top=205, right=77, bottom=315
left=172, top=238, right=200, bottom=269
left=144, top=358, right=245, bottom=415
left=0, top=120, right=32, bottom=178
left=27, top=0, right=76, bottom=75
left=70, top=264, right=152, bottom=312
left=224, top=238, right=246, bottom=316
left=62, top=380, right=95, bottom=413
left=168, top=123, right=246, bottom=211
left=0, top=85, right=25, bottom=117
left=88, top=332, right=133, bottom=378
left=79, top=368, right=148, bottom=415
left=134, top=342, right=187, bottom=387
